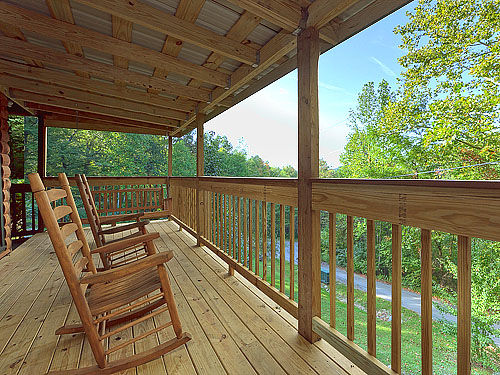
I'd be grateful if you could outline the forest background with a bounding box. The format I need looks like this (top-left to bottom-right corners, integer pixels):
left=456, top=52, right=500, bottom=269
left=8, top=0, right=500, bottom=371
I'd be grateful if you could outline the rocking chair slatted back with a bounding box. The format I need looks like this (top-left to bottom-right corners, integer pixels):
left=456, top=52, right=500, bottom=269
left=77, top=174, right=103, bottom=246
left=29, top=172, right=105, bottom=367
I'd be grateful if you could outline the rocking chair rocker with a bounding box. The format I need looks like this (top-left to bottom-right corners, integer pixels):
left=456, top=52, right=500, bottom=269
left=29, top=172, right=191, bottom=375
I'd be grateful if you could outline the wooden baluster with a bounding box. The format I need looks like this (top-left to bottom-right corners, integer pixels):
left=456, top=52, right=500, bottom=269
left=347, top=215, right=354, bottom=341
left=230, top=196, right=234, bottom=257
left=243, top=198, right=248, bottom=267
left=222, top=194, right=226, bottom=253
left=367, top=219, right=376, bottom=354
left=280, top=204, right=285, bottom=293
left=392, top=223, right=402, bottom=374
left=212, top=192, right=215, bottom=243
left=219, top=193, right=222, bottom=250
left=249, top=199, right=253, bottom=271
left=262, top=201, right=267, bottom=281
left=421, top=229, right=432, bottom=374
left=255, top=200, right=260, bottom=276
left=457, top=235, right=471, bottom=375
left=290, top=206, right=295, bottom=300
left=237, top=197, right=241, bottom=264
left=270, top=202, right=276, bottom=287
left=330, top=212, right=337, bottom=328
left=232, top=196, right=235, bottom=258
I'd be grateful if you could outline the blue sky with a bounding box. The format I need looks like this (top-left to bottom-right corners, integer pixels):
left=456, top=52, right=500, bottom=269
left=205, top=2, right=416, bottom=169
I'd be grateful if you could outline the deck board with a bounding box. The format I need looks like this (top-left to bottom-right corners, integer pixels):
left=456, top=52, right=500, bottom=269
left=0, top=220, right=358, bottom=374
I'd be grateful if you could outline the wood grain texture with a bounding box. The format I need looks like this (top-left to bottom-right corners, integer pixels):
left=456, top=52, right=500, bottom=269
left=346, top=215, right=354, bottom=341
left=367, top=219, right=376, bottom=356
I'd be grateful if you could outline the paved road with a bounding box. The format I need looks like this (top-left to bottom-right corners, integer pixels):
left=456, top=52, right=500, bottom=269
left=334, top=267, right=500, bottom=346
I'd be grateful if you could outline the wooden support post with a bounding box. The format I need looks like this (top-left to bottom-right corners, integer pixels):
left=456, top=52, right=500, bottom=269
left=167, top=135, right=173, bottom=199
left=0, top=93, right=11, bottom=257
left=297, top=25, right=321, bottom=343
left=196, top=114, right=205, bottom=247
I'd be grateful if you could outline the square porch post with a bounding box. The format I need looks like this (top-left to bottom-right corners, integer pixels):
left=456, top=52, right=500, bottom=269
left=297, top=26, right=321, bottom=343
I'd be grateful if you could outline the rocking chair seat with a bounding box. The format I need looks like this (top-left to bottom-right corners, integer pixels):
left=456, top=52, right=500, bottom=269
left=88, top=268, right=162, bottom=316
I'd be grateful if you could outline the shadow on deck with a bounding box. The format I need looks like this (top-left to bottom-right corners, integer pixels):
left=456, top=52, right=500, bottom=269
left=0, top=220, right=360, bottom=374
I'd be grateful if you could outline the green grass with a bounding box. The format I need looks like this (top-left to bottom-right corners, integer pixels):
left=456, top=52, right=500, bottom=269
left=222, top=243, right=499, bottom=374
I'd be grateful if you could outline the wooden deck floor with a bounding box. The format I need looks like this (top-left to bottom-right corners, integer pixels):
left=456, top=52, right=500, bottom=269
left=0, top=220, right=360, bottom=375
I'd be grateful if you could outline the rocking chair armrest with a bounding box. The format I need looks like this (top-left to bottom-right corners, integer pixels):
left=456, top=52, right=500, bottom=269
left=98, top=220, right=149, bottom=235
left=99, top=212, right=142, bottom=225
left=80, top=251, right=173, bottom=284
left=91, top=232, right=159, bottom=256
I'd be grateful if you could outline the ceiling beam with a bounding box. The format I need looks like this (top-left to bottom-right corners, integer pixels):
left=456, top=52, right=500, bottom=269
left=73, top=0, right=258, bottom=66
left=151, top=0, right=205, bottom=86
left=0, top=59, right=195, bottom=113
left=226, top=0, right=301, bottom=31
left=0, top=22, right=43, bottom=67
left=45, top=116, right=168, bottom=135
left=0, top=37, right=211, bottom=102
left=45, top=0, right=89, bottom=78
left=226, top=0, right=361, bottom=44
left=189, top=11, right=262, bottom=89
left=307, top=0, right=360, bottom=29
left=0, top=85, right=34, bottom=115
left=31, top=104, right=175, bottom=131
left=0, top=2, right=229, bottom=88
left=0, top=74, right=187, bottom=121
left=111, top=15, right=133, bottom=86
left=13, top=90, right=180, bottom=127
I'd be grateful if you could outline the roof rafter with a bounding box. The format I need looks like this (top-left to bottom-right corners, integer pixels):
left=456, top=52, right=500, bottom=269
left=29, top=104, right=176, bottom=132
left=0, top=37, right=211, bottom=102
left=0, top=1, right=229, bottom=88
left=0, top=74, right=187, bottom=121
left=111, top=15, right=133, bottom=85
left=45, top=115, right=168, bottom=135
left=73, top=0, right=258, bottom=66
left=0, top=59, right=196, bottom=113
left=151, top=0, right=205, bottom=87
left=12, top=90, right=180, bottom=127
left=46, top=0, right=89, bottom=78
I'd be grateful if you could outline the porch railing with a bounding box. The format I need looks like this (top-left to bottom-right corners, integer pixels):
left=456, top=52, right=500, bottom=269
left=11, top=183, right=41, bottom=239
left=12, top=174, right=496, bottom=374
left=170, top=176, right=499, bottom=375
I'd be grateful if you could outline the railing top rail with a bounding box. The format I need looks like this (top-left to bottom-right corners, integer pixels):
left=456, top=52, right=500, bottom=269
left=312, top=178, right=500, bottom=189
left=43, top=176, right=168, bottom=187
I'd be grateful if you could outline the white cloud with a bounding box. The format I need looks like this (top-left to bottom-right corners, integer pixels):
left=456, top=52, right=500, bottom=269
left=370, top=56, right=396, bottom=78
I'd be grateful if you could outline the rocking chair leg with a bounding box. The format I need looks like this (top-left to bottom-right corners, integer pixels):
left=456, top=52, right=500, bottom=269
left=46, top=333, right=191, bottom=375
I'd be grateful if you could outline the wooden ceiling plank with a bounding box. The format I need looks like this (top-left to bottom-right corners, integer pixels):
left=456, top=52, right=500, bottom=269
left=0, top=74, right=187, bottom=120
left=152, top=0, right=205, bottom=82
left=12, top=90, right=180, bottom=127
left=0, top=84, right=34, bottom=115
left=0, top=59, right=195, bottom=113
left=189, top=11, right=262, bottom=89
left=32, top=105, right=175, bottom=131
left=72, top=0, right=258, bottom=66
left=0, top=2, right=228, bottom=87
left=0, top=22, right=44, bottom=67
left=0, top=37, right=211, bottom=102
left=45, top=0, right=89, bottom=78
left=112, top=15, right=133, bottom=86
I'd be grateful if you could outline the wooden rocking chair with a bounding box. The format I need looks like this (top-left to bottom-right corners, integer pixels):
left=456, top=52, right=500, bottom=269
left=75, top=173, right=150, bottom=270
left=29, top=172, right=191, bottom=375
